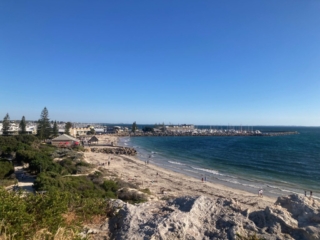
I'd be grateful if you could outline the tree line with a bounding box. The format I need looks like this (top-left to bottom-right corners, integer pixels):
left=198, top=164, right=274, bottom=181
left=2, top=107, right=73, bottom=139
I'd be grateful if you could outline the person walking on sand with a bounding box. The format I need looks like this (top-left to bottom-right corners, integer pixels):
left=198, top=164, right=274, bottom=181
left=304, top=190, right=307, bottom=197
left=201, top=177, right=203, bottom=182
left=310, top=191, right=313, bottom=197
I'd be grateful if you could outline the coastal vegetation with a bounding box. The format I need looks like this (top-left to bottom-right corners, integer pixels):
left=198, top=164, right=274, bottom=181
left=18, top=116, right=26, bottom=134
left=52, top=120, right=59, bottom=137
left=64, top=121, right=72, bottom=135
left=0, top=131, right=147, bottom=239
left=131, top=121, right=137, bottom=132
left=37, top=107, right=51, bottom=140
left=142, top=126, right=154, bottom=132
left=2, top=113, right=10, bottom=136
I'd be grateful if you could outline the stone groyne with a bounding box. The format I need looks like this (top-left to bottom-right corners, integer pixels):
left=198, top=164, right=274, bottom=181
left=90, top=147, right=137, bottom=156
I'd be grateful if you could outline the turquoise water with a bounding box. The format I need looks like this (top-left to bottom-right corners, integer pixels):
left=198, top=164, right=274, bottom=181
left=120, top=126, right=320, bottom=199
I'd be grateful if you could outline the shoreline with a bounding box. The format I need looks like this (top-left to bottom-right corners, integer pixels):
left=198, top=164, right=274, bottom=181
left=119, top=135, right=320, bottom=200
left=83, top=135, right=320, bottom=211
left=84, top=135, right=279, bottom=211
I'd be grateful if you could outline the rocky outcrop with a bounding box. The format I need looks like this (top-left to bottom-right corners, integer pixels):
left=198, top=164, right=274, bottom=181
left=249, top=194, right=320, bottom=240
left=90, top=147, right=137, bottom=156
left=87, top=194, right=320, bottom=240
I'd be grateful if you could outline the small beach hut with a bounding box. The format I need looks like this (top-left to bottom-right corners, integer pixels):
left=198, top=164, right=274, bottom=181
left=88, top=136, right=99, bottom=145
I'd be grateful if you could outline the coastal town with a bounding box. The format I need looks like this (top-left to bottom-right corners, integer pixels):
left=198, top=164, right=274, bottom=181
left=0, top=121, right=298, bottom=138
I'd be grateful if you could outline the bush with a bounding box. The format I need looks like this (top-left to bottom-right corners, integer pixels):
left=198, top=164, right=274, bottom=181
left=16, top=149, right=37, bottom=163
left=101, top=180, right=118, bottom=198
left=0, top=188, right=70, bottom=239
left=59, top=159, right=78, bottom=174
left=0, top=160, right=14, bottom=179
left=0, top=187, right=110, bottom=239
left=117, top=188, right=147, bottom=203
left=116, top=178, right=139, bottom=189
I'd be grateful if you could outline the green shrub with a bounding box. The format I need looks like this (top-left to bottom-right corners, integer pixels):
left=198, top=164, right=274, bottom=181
left=16, top=149, right=37, bottom=163
left=117, top=187, right=147, bottom=203
left=59, top=159, right=78, bottom=174
left=0, top=188, right=70, bottom=239
left=101, top=180, right=118, bottom=197
left=0, top=160, right=14, bottom=179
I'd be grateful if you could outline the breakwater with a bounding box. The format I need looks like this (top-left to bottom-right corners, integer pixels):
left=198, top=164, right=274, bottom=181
left=90, top=147, right=137, bottom=156
left=125, top=131, right=299, bottom=137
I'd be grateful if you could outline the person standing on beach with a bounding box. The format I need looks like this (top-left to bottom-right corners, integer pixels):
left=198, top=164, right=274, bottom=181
left=305, top=190, right=307, bottom=197
left=201, top=177, right=203, bottom=182
left=310, top=191, right=313, bottom=197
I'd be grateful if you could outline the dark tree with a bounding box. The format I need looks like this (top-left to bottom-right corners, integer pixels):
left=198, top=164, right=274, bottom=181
left=131, top=121, right=137, bottom=133
left=19, top=116, right=27, bottom=134
left=37, top=107, right=51, bottom=140
left=87, top=128, right=95, bottom=135
left=161, top=123, right=166, bottom=132
left=2, top=113, right=10, bottom=135
left=142, top=127, right=154, bottom=132
left=52, top=121, right=58, bottom=137
left=65, top=122, right=72, bottom=135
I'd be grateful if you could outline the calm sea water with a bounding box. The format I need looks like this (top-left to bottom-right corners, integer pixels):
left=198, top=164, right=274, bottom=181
left=119, top=126, right=320, bottom=199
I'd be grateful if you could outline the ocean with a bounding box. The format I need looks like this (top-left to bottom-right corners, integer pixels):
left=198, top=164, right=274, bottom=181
left=118, top=126, right=320, bottom=199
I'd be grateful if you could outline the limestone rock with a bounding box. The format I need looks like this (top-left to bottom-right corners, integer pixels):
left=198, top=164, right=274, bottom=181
left=90, top=147, right=137, bottom=156
left=91, top=194, right=320, bottom=240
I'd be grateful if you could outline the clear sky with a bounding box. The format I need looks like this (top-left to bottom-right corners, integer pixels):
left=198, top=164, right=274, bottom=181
left=1, top=1, right=319, bottom=126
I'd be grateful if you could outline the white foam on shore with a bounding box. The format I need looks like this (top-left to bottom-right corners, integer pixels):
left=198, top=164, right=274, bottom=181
left=267, top=185, right=281, bottom=190
left=219, top=178, right=240, bottom=185
left=191, top=167, right=221, bottom=175
left=242, top=183, right=261, bottom=189
left=184, top=169, right=199, bottom=174
left=280, top=189, right=301, bottom=195
left=168, top=161, right=186, bottom=166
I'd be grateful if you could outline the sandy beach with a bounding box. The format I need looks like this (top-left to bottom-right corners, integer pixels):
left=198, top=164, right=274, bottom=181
left=84, top=135, right=276, bottom=211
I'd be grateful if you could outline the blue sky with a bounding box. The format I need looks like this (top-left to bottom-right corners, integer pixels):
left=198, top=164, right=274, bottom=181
left=1, top=1, right=319, bottom=125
